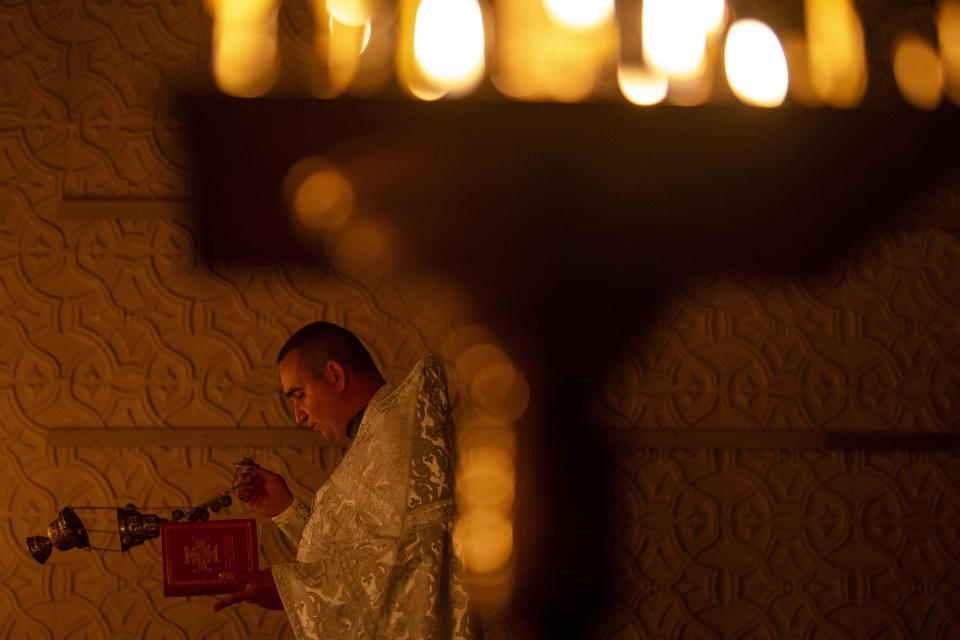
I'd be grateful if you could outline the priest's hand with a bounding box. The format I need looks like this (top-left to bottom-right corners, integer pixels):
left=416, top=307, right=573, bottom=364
left=236, top=467, right=293, bottom=518
left=213, top=568, right=284, bottom=612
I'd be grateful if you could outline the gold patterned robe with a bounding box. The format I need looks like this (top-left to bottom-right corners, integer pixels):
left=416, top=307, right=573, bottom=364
left=271, top=356, right=477, bottom=640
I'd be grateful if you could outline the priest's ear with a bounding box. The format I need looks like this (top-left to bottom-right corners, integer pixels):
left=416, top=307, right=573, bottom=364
left=325, top=360, right=348, bottom=391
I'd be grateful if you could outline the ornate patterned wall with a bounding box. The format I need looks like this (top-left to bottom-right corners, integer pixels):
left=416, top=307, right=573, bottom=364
left=1, top=1, right=958, bottom=639
left=596, top=210, right=960, bottom=434
left=591, top=200, right=960, bottom=638
left=596, top=448, right=960, bottom=639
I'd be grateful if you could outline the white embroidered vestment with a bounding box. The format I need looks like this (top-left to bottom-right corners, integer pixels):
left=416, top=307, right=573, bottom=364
left=271, top=356, right=477, bottom=640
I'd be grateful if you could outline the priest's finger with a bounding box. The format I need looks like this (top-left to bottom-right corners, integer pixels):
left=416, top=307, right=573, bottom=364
left=213, top=572, right=255, bottom=612
left=213, top=588, right=251, bottom=612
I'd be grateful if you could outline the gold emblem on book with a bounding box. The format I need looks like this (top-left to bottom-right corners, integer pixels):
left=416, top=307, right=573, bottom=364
left=184, top=537, right=219, bottom=572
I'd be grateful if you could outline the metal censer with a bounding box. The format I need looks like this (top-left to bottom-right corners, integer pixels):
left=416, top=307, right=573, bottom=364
left=26, top=450, right=257, bottom=563
left=26, top=507, right=90, bottom=564
left=117, top=504, right=167, bottom=553
left=26, top=505, right=169, bottom=564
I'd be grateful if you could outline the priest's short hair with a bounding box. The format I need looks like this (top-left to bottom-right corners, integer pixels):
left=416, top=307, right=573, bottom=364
left=277, top=321, right=379, bottom=379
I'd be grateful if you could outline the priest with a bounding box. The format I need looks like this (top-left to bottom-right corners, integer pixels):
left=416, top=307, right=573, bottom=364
left=214, top=321, right=478, bottom=640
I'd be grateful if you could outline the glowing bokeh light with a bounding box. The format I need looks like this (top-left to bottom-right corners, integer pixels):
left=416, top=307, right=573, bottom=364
left=457, top=446, right=515, bottom=511
left=326, top=0, right=370, bottom=26
left=208, top=0, right=275, bottom=25
left=939, top=0, right=960, bottom=104
left=805, top=0, right=867, bottom=107
left=331, top=218, right=392, bottom=280
left=210, top=0, right=279, bottom=97
left=323, top=17, right=372, bottom=95
left=213, top=31, right=278, bottom=97
left=893, top=35, right=943, bottom=110
left=668, top=72, right=713, bottom=105
left=470, top=360, right=517, bottom=407
left=781, top=31, right=821, bottom=106
left=542, top=0, right=614, bottom=30
left=283, top=157, right=354, bottom=245
left=724, top=19, right=788, bottom=107
left=408, top=81, right=449, bottom=101
left=455, top=414, right=516, bottom=459
left=445, top=328, right=520, bottom=604
left=695, top=0, right=727, bottom=35
left=293, top=170, right=353, bottom=231
left=413, top=0, right=486, bottom=92
left=541, top=52, right=600, bottom=102
left=617, top=64, right=668, bottom=105
left=643, top=0, right=708, bottom=78
left=456, top=344, right=530, bottom=422
left=491, top=0, right=617, bottom=101
left=453, top=509, right=513, bottom=573
left=330, top=15, right=372, bottom=54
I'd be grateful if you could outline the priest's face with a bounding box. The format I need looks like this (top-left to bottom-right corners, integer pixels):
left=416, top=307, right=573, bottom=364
left=278, top=349, right=347, bottom=440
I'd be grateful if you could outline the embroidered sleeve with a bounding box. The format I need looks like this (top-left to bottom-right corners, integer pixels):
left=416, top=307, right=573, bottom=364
left=271, top=486, right=398, bottom=640
left=272, top=554, right=376, bottom=640
left=272, top=496, right=312, bottom=547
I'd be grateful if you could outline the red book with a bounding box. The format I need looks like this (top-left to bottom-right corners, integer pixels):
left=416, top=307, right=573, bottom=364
left=160, top=519, right=258, bottom=597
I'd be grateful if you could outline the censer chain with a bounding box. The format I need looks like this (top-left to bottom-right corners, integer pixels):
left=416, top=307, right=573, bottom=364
left=70, top=484, right=239, bottom=533
left=65, top=452, right=257, bottom=523
left=68, top=483, right=244, bottom=514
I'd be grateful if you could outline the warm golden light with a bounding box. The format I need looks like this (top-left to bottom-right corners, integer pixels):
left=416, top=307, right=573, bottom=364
left=407, top=82, right=449, bottom=101
left=413, top=0, right=486, bottom=94
left=617, top=64, right=668, bottom=105
left=542, top=0, right=614, bottom=30
left=326, top=0, right=370, bottom=26
left=453, top=509, right=513, bottom=573
left=805, top=0, right=867, bottom=107
left=356, top=18, right=373, bottom=54
left=781, top=31, right=821, bottom=106
left=293, top=170, right=353, bottom=231
left=492, top=0, right=618, bottom=101
left=695, top=0, right=727, bottom=35
left=213, top=32, right=278, bottom=97
left=283, top=157, right=354, bottom=243
left=445, top=329, right=520, bottom=605
left=210, top=0, right=279, bottom=97
left=455, top=414, right=516, bottom=462
left=455, top=344, right=530, bottom=422
left=323, top=15, right=372, bottom=94
left=331, top=218, right=392, bottom=280
left=724, top=19, right=788, bottom=107
left=939, top=0, right=960, bottom=104
left=457, top=446, right=515, bottom=512
left=207, top=0, right=275, bottom=27
left=310, top=0, right=391, bottom=98
left=643, top=0, right=708, bottom=78
left=893, top=35, right=943, bottom=110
